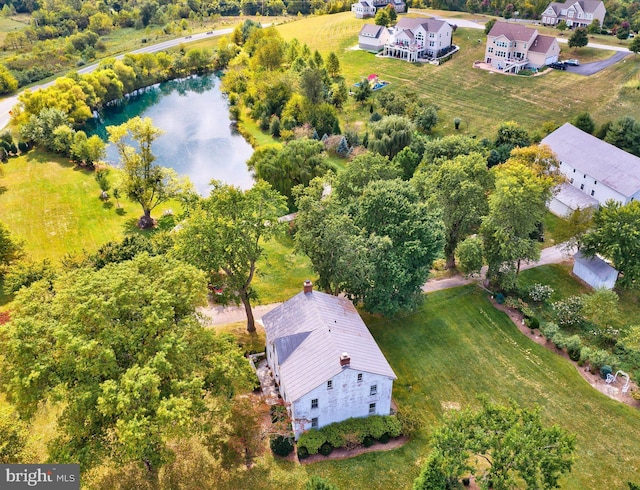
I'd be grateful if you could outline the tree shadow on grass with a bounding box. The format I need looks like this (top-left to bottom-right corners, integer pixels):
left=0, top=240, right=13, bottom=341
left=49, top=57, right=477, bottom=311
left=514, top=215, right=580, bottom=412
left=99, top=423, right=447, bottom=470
left=0, top=185, right=7, bottom=196
left=115, top=207, right=127, bottom=216
left=102, top=201, right=114, bottom=210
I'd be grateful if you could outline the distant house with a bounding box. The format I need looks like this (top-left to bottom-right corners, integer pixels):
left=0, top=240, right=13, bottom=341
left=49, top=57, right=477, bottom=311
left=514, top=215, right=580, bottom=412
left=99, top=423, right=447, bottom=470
left=485, top=22, right=559, bottom=73
left=261, top=281, right=397, bottom=439
left=573, top=250, right=618, bottom=289
left=382, top=17, right=453, bottom=62
left=358, top=24, right=392, bottom=52
left=351, top=0, right=406, bottom=19
left=541, top=0, right=606, bottom=28
left=541, top=123, right=640, bottom=217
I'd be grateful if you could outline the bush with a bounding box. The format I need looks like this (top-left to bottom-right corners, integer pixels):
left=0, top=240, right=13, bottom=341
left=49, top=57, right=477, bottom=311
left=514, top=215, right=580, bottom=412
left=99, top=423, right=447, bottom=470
left=565, top=335, right=582, bottom=361
left=319, top=442, right=333, bottom=456
left=397, top=406, right=425, bottom=437
left=600, top=365, right=612, bottom=379
left=270, top=435, right=294, bottom=456
left=297, top=446, right=309, bottom=459
left=4, top=259, right=56, bottom=293
left=297, top=429, right=327, bottom=455
left=363, top=435, right=375, bottom=447
left=526, top=317, right=540, bottom=330
left=552, top=331, right=566, bottom=349
left=552, top=296, right=584, bottom=328
left=378, top=432, right=390, bottom=444
left=528, top=283, right=554, bottom=302
left=588, top=349, right=618, bottom=372
left=540, top=322, right=559, bottom=340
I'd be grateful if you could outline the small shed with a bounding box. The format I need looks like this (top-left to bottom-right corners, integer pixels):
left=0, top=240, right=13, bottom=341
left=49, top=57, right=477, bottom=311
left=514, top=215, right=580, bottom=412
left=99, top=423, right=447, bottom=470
left=572, top=251, right=618, bottom=290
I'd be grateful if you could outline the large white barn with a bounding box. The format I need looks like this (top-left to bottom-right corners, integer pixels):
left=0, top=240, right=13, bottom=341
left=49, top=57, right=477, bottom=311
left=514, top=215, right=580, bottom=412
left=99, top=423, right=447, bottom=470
left=261, top=281, right=396, bottom=439
left=541, top=123, right=640, bottom=217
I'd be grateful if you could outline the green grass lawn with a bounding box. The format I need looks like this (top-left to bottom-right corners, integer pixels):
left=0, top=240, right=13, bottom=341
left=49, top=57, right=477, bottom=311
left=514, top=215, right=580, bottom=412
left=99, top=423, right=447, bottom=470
left=542, top=211, right=567, bottom=248
left=253, top=233, right=316, bottom=304
left=220, top=285, right=640, bottom=489
left=0, top=150, right=177, bottom=262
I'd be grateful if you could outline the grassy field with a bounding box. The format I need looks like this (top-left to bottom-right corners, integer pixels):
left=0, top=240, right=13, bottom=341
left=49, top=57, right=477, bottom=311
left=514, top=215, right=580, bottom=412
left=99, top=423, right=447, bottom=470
left=218, top=285, right=640, bottom=490
left=0, top=14, right=30, bottom=45
left=0, top=150, right=177, bottom=262
left=274, top=12, right=640, bottom=139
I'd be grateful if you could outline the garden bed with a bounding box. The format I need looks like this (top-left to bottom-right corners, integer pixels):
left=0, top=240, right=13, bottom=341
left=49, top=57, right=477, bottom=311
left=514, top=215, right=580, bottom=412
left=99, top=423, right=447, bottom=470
left=296, top=435, right=408, bottom=464
left=491, top=296, right=640, bottom=409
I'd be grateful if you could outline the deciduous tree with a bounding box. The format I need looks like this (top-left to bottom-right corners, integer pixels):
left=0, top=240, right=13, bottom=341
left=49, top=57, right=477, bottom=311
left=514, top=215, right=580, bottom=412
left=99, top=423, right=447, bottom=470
left=414, top=398, right=576, bottom=490
left=568, top=27, right=589, bottom=49
left=108, top=117, right=190, bottom=228
left=0, top=221, right=23, bottom=273
left=0, top=254, right=254, bottom=479
left=414, top=152, right=492, bottom=268
left=173, top=181, right=287, bottom=333
left=368, top=115, right=414, bottom=159
left=581, top=200, right=640, bottom=289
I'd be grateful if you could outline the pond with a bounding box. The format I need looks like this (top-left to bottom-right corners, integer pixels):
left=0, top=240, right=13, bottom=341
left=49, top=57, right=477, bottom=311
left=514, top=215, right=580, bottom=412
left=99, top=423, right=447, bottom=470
left=88, top=74, right=254, bottom=195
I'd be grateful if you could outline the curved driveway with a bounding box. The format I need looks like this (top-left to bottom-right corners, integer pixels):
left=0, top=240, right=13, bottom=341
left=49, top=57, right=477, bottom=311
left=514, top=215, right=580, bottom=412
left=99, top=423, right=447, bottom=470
left=563, top=51, right=630, bottom=75
left=0, top=27, right=233, bottom=130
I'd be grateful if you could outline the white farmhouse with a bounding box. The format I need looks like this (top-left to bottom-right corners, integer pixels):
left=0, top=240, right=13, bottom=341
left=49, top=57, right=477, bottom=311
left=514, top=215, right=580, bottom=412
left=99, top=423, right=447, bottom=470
left=541, top=123, right=640, bottom=217
left=262, top=281, right=397, bottom=439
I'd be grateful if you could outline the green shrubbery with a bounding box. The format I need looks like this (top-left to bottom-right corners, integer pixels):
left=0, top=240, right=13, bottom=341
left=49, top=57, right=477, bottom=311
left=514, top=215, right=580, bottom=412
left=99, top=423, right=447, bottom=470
left=270, top=435, right=294, bottom=457
left=296, top=415, right=402, bottom=456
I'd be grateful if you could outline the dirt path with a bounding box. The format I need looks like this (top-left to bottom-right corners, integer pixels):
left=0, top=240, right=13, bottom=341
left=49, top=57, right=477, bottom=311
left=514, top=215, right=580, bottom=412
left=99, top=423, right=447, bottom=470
left=491, top=298, right=640, bottom=409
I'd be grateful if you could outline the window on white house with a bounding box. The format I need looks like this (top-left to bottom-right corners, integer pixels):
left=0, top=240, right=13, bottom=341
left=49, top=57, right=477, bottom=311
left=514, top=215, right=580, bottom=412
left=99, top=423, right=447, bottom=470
left=591, top=190, right=595, bottom=196
left=312, top=417, right=318, bottom=429
left=580, top=184, right=584, bottom=190
left=369, top=403, right=376, bottom=414
left=327, top=380, right=333, bottom=390
left=357, top=373, right=363, bottom=382
left=594, top=181, right=597, bottom=185
left=370, top=385, right=377, bottom=396
left=311, top=398, right=318, bottom=409
left=573, top=169, right=576, bottom=173
left=584, top=174, right=586, bottom=178
left=570, top=178, right=574, bottom=184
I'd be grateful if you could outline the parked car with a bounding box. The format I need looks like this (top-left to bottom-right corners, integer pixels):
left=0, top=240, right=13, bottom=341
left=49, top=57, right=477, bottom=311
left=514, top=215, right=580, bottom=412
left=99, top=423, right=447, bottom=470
left=565, top=59, right=580, bottom=66
left=549, top=62, right=566, bottom=70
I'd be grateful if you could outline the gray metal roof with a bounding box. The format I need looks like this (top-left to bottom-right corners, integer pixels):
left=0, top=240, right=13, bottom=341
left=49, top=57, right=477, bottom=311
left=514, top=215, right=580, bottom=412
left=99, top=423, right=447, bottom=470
left=395, top=17, right=447, bottom=33
left=488, top=22, right=537, bottom=42
left=262, top=290, right=396, bottom=402
left=574, top=250, right=618, bottom=281
left=542, top=123, right=640, bottom=198
left=553, top=182, right=599, bottom=210
left=359, top=24, right=385, bottom=38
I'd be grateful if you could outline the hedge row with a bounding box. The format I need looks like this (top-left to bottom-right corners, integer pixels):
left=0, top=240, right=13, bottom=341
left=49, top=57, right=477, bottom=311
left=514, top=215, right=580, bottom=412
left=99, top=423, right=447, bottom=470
left=297, top=415, right=402, bottom=457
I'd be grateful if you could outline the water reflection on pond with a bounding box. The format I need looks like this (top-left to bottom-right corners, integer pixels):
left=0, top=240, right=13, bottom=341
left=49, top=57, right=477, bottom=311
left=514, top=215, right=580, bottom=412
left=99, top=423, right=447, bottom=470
left=89, top=74, right=254, bottom=195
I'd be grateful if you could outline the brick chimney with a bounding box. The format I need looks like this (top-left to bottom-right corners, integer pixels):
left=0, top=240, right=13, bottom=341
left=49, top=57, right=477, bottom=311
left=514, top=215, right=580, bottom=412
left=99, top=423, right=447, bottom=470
left=340, top=352, right=350, bottom=367
left=303, top=279, right=313, bottom=294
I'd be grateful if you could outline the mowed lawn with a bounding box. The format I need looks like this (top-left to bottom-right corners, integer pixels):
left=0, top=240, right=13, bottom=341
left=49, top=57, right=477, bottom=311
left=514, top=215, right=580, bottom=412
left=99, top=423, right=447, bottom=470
left=0, top=150, right=176, bottom=261
left=275, top=12, right=640, bottom=138
left=222, top=286, right=640, bottom=490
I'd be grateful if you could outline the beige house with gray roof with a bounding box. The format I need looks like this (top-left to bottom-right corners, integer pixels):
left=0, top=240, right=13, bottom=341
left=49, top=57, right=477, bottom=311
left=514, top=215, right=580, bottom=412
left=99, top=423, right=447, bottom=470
left=542, top=0, right=606, bottom=28
left=485, top=22, right=559, bottom=73
left=261, top=281, right=396, bottom=439
left=358, top=24, right=391, bottom=52
left=541, top=123, right=640, bottom=217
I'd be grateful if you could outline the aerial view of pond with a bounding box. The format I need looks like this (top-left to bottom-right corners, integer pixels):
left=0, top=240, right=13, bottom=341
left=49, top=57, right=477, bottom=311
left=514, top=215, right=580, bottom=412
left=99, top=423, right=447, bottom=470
left=88, top=74, right=254, bottom=195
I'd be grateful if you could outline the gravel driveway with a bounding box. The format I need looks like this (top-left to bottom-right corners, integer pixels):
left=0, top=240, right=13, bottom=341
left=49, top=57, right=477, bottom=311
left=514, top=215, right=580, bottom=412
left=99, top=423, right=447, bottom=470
left=564, top=51, right=630, bottom=76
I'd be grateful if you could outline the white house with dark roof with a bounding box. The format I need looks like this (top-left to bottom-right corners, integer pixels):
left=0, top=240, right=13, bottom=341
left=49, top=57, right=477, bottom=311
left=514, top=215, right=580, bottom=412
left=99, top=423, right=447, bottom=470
left=382, top=17, right=453, bottom=62
left=261, top=281, right=396, bottom=439
left=358, top=24, right=391, bottom=52
left=541, top=0, right=606, bottom=28
left=351, top=0, right=405, bottom=19
left=485, top=22, right=559, bottom=73
left=541, top=123, right=640, bottom=217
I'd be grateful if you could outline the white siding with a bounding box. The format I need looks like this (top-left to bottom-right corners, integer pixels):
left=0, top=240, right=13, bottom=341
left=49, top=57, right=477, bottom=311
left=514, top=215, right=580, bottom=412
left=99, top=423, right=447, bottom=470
left=291, top=369, right=394, bottom=439
left=560, top=161, right=627, bottom=207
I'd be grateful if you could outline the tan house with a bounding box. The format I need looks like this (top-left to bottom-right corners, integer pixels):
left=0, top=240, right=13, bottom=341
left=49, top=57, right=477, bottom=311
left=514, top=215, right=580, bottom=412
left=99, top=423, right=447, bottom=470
left=541, top=0, right=606, bottom=28
left=382, top=17, right=453, bottom=62
left=358, top=24, right=392, bottom=52
left=351, top=0, right=406, bottom=19
left=485, top=22, right=559, bottom=73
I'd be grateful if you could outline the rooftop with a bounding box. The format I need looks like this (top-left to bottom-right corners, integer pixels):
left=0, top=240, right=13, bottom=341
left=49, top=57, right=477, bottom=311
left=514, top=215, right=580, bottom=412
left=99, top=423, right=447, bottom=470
left=542, top=123, right=640, bottom=197
left=488, top=21, right=538, bottom=42
left=262, top=289, right=396, bottom=402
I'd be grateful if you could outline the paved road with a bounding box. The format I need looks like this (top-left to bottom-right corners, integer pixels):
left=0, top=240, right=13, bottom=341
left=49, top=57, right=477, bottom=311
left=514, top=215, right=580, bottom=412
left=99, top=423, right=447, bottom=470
left=0, top=27, right=234, bottom=130
left=202, top=244, right=576, bottom=326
